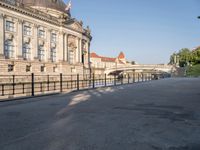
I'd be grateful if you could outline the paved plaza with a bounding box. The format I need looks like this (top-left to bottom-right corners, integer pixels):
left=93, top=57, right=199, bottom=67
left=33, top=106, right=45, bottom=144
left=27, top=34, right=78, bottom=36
left=0, top=78, right=200, bottom=150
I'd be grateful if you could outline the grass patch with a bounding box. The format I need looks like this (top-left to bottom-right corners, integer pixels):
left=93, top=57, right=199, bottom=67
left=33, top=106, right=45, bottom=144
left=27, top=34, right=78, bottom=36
left=187, top=64, right=200, bottom=77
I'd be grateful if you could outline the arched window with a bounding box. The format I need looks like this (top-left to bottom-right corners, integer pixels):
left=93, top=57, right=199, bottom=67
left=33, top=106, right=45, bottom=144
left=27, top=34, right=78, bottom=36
left=5, top=40, right=14, bottom=58
left=23, top=44, right=31, bottom=60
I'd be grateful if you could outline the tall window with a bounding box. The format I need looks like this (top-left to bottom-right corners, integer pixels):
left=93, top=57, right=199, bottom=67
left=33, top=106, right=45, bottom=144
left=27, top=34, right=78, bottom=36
left=38, top=46, right=45, bottom=61
left=69, top=50, right=74, bottom=64
left=38, top=30, right=45, bottom=38
left=5, top=40, right=14, bottom=58
left=6, top=21, right=14, bottom=32
left=51, top=33, right=57, bottom=43
left=50, top=48, right=56, bottom=62
left=24, top=26, right=31, bottom=36
left=23, top=44, right=31, bottom=60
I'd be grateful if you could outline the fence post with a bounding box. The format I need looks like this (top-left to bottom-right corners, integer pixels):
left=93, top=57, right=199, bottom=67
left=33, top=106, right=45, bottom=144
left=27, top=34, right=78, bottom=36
left=105, top=74, right=107, bottom=87
left=60, top=73, right=63, bottom=92
left=121, top=75, right=123, bottom=85
left=12, top=75, right=15, bottom=95
left=77, top=74, right=79, bottom=91
left=93, top=73, right=95, bottom=88
left=142, top=73, right=144, bottom=82
left=2, top=85, right=4, bottom=96
left=31, top=73, right=34, bottom=96
left=128, top=74, right=130, bottom=84
left=47, top=75, right=50, bottom=91
left=114, top=74, right=116, bottom=86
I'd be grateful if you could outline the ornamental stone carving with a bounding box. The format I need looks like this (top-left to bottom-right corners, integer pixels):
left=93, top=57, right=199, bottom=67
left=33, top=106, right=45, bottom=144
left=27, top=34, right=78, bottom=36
left=38, top=39, right=45, bottom=46
left=6, top=33, right=14, bottom=40
left=24, top=37, right=30, bottom=43
left=51, top=42, right=56, bottom=48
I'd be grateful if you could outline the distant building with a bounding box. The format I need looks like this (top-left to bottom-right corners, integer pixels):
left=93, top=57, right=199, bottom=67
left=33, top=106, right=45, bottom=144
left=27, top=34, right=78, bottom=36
left=0, top=0, right=92, bottom=75
left=90, top=52, right=129, bottom=74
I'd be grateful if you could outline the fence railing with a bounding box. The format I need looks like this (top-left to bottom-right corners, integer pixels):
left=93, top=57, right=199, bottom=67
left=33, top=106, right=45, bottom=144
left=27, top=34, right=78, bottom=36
left=0, top=73, right=170, bottom=100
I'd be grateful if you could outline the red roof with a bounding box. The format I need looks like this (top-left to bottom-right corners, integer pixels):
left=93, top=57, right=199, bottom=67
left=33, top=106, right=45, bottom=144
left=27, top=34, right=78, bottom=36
left=90, top=52, right=116, bottom=62
left=118, top=52, right=125, bottom=59
left=90, top=52, right=101, bottom=58
left=101, top=57, right=116, bottom=62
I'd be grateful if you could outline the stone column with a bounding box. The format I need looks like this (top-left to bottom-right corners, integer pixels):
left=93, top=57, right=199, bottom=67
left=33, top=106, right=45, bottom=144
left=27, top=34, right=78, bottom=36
left=85, top=42, right=89, bottom=64
left=33, top=24, right=38, bottom=60
left=63, top=33, right=68, bottom=62
left=17, top=19, right=23, bottom=59
left=75, top=37, right=79, bottom=63
left=65, top=34, right=68, bottom=62
left=0, top=13, right=5, bottom=58
left=79, top=38, right=82, bottom=63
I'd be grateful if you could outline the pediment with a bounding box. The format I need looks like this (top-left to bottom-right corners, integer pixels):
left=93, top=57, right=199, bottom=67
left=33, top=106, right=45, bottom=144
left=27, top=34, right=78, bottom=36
left=66, top=20, right=83, bottom=32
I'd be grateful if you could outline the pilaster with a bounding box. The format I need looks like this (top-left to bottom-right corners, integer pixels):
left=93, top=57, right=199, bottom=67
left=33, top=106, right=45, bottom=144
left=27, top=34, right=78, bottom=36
left=78, top=38, right=82, bottom=63
left=65, top=34, right=68, bottom=62
left=0, top=13, right=5, bottom=58
left=33, top=24, right=38, bottom=60
left=17, top=19, right=23, bottom=59
left=76, top=37, right=79, bottom=63
left=61, top=33, right=67, bottom=62
left=47, top=29, right=51, bottom=61
left=59, top=31, right=64, bottom=62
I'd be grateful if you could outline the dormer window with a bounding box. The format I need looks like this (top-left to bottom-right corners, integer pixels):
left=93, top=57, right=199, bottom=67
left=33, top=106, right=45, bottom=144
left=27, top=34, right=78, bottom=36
left=6, top=21, right=14, bottom=32
left=38, top=30, right=45, bottom=38
left=24, top=26, right=31, bottom=36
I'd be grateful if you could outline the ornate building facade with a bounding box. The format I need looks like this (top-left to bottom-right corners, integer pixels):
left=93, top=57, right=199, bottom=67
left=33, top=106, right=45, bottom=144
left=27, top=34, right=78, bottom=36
left=0, top=0, right=92, bottom=75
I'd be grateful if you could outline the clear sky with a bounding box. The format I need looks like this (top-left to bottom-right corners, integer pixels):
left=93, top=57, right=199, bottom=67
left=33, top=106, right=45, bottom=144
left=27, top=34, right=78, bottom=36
left=65, top=0, right=200, bottom=64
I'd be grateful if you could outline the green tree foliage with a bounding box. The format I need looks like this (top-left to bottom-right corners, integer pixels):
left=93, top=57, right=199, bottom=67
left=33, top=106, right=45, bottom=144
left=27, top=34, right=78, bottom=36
left=169, top=48, right=200, bottom=67
left=178, top=48, right=191, bottom=67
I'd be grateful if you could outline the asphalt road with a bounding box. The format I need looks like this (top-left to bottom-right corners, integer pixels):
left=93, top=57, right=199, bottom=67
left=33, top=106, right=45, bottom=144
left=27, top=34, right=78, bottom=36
left=0, top=78, right=200, bottom=150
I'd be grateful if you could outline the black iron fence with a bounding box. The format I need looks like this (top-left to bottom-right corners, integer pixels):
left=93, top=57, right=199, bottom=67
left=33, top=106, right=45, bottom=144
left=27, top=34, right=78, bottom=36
left=0, top=72, right=170, bottom=99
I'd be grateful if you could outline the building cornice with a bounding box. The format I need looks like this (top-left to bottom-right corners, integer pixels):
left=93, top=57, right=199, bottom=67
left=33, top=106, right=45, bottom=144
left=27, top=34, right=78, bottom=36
left=0, top=0, right=92, bottom=40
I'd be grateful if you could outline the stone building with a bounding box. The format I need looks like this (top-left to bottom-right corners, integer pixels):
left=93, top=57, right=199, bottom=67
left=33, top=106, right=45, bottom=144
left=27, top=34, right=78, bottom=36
left=90, top=52, right=129, bottom=74
left=0, top=0, right=92, bottom=75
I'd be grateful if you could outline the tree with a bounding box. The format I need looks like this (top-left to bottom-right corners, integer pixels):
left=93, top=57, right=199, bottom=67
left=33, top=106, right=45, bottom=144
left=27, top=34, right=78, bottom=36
left=177, top=48, right=191, bottom=67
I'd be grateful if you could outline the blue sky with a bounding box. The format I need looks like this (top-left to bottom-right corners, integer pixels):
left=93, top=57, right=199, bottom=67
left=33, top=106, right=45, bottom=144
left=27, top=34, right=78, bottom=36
left=64, top=0, right=200, bottom=64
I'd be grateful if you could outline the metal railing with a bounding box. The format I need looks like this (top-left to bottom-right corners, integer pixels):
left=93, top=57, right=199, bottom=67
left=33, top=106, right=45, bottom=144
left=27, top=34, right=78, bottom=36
left=0, top=73, right=170, bottom=99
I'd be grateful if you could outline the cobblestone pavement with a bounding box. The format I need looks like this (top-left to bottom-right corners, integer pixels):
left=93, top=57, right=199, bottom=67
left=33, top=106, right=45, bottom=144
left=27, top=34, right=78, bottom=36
left=0, top=78, right=200, bottom=150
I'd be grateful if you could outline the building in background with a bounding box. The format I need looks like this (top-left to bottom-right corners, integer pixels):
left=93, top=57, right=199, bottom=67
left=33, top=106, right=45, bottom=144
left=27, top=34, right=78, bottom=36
left=90, top=52, right=130, bottom=74
left=0, top=0, right=92, bottom=75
